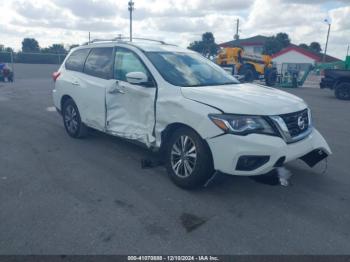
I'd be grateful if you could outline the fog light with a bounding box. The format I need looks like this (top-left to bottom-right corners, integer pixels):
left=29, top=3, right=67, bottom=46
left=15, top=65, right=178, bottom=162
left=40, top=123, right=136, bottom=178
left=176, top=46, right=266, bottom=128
left=236, top=156, right=270, bottom=171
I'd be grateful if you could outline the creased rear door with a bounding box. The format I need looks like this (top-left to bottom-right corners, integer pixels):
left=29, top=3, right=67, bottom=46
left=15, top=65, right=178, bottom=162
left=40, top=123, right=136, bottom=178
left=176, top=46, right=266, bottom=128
left=105, top=47, right=156, bottom=147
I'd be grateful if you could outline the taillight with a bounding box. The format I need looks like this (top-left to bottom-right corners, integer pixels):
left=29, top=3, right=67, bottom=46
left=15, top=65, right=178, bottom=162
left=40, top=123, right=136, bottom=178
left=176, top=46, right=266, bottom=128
left=52, top=71, right=61, bottom=82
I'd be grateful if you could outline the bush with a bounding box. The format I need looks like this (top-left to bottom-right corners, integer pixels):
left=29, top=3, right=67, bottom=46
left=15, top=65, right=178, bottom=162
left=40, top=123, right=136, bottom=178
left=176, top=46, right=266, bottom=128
left=14, top=52, right=66, bottom=64
left=1, top=52, right=67, bottom=64
left=0, top=52, right=12, bottom=63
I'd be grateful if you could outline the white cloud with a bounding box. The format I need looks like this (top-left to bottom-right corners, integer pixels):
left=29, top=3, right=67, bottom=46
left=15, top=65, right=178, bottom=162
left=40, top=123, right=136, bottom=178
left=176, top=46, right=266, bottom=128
left=0, top=0, right=348, bottom=58
left=243, top=0, right=348, bottom=58
left=52, top=0, right=119, bottom=18
left=330, top=6, right=350, bottom=31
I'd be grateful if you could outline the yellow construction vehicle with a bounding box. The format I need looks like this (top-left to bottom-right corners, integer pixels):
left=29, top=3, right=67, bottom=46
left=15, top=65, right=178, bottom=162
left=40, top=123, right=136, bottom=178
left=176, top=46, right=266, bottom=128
left=216, top=47, right=277, bottom=86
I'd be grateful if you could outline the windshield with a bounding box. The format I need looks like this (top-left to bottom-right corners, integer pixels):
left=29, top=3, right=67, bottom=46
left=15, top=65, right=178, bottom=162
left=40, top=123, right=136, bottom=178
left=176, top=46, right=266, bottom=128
left=146, top=51, right=239, bottom=87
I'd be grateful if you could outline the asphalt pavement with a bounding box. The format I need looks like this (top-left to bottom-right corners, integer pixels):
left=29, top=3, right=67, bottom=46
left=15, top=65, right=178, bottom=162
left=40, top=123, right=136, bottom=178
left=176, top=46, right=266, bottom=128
left=0, top=78, right=349, bottom=254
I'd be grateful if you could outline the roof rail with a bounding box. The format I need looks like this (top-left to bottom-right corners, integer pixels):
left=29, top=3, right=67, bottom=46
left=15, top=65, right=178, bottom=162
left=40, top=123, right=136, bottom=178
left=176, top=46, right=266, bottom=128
left=131, top=37, right=166, bottom=45
left=85, top=37, right=167, bottom=45
left=87, top=38, right=123, bottom=44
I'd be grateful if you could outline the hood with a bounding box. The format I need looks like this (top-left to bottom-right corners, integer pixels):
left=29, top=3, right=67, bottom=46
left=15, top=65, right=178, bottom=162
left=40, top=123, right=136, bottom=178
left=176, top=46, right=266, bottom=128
left=181, top=83, right=307, bottom=115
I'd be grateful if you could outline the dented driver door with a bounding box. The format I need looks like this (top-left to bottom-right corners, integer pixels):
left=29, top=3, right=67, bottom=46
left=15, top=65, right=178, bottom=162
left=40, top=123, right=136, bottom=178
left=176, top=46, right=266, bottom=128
left=105, top=47, right=157, bottom=147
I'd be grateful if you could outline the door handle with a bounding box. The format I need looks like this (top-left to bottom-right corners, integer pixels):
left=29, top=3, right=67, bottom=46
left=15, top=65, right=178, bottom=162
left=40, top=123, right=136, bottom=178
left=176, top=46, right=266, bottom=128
left=116, top=88, right=125, bottom=94
left=108, top=87, right=125, bottom=94
left=108, top=81, right=125, bottom=94
left=71, top=81, right=80, bottom=86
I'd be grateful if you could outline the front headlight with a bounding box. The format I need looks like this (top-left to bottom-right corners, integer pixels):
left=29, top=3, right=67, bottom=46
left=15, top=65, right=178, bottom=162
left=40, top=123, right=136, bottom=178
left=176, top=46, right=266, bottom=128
left=209, top=114, right=276, bottom=136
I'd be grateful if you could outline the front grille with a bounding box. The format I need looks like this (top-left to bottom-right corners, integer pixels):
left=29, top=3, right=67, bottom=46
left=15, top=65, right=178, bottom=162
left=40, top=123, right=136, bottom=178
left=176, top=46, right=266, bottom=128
left=279, top=109, right=309, bottom=137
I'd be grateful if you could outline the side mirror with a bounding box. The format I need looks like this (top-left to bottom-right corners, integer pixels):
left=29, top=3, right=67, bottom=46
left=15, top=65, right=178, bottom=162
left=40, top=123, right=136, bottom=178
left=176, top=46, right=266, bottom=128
left=126, top=72, right=148, bottom=85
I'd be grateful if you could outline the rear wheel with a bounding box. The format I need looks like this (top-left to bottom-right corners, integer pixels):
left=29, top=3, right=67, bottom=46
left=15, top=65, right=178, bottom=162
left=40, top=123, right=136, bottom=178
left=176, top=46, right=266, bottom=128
left=265, top=68, right=277, bottom=86
left=62, top=99, right=88, bottom=138
left=335, top=82, right=350, bottom=100
left=239, top=64, right=256, bottom=82
left=165, top=127, right=214, bottom=189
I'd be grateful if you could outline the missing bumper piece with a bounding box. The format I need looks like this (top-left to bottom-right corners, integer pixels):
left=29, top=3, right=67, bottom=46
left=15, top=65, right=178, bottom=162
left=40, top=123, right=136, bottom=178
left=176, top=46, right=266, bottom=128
left=300, top=149, right=329, bottom=167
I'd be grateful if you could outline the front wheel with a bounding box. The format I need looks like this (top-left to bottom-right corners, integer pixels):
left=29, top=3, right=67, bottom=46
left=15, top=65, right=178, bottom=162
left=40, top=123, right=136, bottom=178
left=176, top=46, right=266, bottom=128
left=334, top=82, right=350, bottom=100
left=239, top=65, right=256, bottom=82
left=165, top=127, right=214, bottom=189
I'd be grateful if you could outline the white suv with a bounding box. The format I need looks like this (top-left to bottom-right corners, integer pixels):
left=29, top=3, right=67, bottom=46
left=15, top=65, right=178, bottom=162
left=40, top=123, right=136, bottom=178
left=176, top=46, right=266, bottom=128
left=52, top=39, right=331, bottom=189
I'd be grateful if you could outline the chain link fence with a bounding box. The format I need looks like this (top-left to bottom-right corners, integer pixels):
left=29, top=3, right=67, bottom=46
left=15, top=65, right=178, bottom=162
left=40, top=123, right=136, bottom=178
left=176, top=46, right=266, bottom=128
left=0, top=51, right=67, bottom=65
left=0, top=52, right=66, bottom=81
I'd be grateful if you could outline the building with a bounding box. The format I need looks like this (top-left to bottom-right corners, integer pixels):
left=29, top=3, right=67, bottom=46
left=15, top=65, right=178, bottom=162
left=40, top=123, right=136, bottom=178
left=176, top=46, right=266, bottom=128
left=219, top=35, right=268, bottom=55
left=219, top=36, right=341, bottom=74
left=271, top=44, right=340, bottom=65
left=271, top=44, right=340, bottom=74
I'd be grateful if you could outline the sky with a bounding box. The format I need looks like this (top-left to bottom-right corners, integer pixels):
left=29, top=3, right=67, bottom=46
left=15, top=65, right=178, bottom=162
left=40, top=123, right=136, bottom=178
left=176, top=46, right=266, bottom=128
left=0, top=0, right=349, bottom=59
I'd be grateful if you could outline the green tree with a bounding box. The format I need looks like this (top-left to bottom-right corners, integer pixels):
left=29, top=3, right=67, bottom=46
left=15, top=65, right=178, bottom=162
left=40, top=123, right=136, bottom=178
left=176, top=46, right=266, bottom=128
left=309, top=42, right=322, bottom=53
left=41, top=44, right=67, bottom=54
left=0, top=45, right=14, bottom=53
left=188, top=32, right=219, bottom=57
left=263, top=32, right=291, bottom=55
left=188, top=41, right=203, bottom=53
left=298, top=42, right=322, bottom=53
left=22, top=38, right=40, bottom=53
left=275, top=32, right=291, bottom=47
left=299, top=43, right=309, bottom=49
left=5, top=47, right=13, bottom=53
left=69, top=44, right=79, bottom=51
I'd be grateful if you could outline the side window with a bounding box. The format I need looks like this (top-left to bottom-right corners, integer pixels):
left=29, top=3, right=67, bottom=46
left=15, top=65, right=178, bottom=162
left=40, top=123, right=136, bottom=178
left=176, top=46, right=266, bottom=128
left=84, top=48, right=114, bottom=79
left=65, top=49, right=90, bottom=72
left=114, top=48, right=151, bottom=83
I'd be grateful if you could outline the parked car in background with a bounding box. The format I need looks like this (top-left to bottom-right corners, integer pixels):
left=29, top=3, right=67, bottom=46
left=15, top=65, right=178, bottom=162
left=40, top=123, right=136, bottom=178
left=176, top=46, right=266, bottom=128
left=0, top=63, right=14, bottom=82
left=320, top=69, right=350, bottom=100
left=52, top=39, right=331, bottom=189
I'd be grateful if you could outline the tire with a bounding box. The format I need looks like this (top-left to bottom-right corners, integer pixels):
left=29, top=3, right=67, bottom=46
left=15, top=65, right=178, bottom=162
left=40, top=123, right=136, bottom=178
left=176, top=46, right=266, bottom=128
left=334, top=82, right=350, bottom=100
left=62, top=98, right=88, bottom=138
left=165, top=127, right=214, bottom=189
left=239, top=65, right=256, bottom=82
left=265, top=68, right=277, bottom=87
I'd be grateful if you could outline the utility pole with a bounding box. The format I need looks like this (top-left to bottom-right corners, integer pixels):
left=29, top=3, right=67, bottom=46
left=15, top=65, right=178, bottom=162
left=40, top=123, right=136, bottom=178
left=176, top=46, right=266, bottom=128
left=323, top=20, right=331, bottom=62
left=234, top=19, right=240, bottom=40
left=88, top=32, right=91, bottom=44
left=10, top=51, right=14, bottom=83
left=347, top=44, right=349, bottom=57
left=128, top=0, right=135, bottom=42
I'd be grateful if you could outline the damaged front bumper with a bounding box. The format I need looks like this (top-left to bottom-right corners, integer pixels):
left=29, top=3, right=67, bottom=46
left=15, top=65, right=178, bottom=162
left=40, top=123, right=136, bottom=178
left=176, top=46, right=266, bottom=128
left=206, top=128, right=331, bottom=176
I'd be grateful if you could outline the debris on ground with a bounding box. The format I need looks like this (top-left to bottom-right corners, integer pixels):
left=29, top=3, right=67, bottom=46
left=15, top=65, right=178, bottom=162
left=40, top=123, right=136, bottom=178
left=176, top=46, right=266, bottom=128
left=204, top=171, right=219, bottom=187
left=277, top=167, right=293, bottom=187
left=251, top=168, right=293, bottom=187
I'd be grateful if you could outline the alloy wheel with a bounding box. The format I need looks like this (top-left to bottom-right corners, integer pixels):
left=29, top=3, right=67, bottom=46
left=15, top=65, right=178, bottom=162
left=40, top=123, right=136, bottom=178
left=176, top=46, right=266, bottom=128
left=64, top=105, right=79, bottom=134
left=170, top=135, right=197, bottom=178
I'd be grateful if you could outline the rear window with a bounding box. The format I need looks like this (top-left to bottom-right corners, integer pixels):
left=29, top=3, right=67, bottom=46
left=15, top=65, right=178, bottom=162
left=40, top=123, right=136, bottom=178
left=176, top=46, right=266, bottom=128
left=65, top=48, right=90, bottom=72
left=84, top=48, right=114, bottom=79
